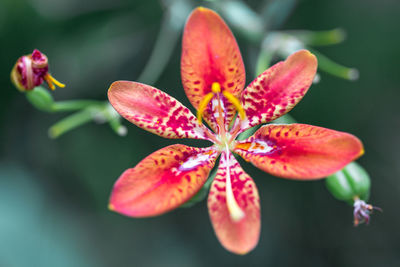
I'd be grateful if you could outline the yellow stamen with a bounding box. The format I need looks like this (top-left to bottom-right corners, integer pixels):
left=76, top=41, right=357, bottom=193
left=44, top=75, right=56, bottom=90
left=44, top=73, right=66, bottom=90
left=211, top=82, right=221, bottom=93
left=197, top=92, right=215, bottom=123
left=222, top=90, right=246, bottom=120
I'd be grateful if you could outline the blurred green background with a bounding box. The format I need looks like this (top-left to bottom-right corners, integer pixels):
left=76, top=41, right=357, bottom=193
left=1, top=0, right=399, bottom=266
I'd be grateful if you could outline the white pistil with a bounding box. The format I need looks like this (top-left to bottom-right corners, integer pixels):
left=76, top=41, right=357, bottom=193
left=225, top=144, right=245, bottom=222
left=212, top=98, right=225, bottom=119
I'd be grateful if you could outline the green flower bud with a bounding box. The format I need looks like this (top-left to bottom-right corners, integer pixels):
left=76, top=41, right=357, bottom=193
left=326, top=162, right=381, bottom=226
left=326, top=161, right=370, bottom=202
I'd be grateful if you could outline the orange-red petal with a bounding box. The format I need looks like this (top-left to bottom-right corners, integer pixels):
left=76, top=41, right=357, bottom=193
left=240, top=50, right=317, bottom=131
left=208, top=151, right=260, bottom=254
left=234, top=124, right=364, bottom=179
left=108, top=81, right=214, bottom=140
left=109, top=144, right=219, bottom=217
left=181, top=7, right=245, bottom=130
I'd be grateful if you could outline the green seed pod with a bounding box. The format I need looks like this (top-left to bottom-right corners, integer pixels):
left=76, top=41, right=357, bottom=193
left=326, top=161, right=371, bottom=203
left=26, top=87, right=55, bottom=112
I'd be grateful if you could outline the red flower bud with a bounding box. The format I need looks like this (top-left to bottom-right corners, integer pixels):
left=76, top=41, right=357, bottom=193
left=11, top=49, right=65, bottom=92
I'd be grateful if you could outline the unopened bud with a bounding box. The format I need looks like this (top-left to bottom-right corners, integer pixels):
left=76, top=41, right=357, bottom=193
left=326, top=162, right=370, bottom=202
left=326, top=162, right=381, bottom=226
left=11, top=49, right=65, bottom=92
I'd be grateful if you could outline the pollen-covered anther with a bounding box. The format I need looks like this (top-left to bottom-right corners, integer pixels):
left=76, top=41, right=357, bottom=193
left=196, top=82, right=246, bottom=124
left=196, top=82, right=221, bottom=123
left=44, top=73, right=66, bottom=91
left=211, top=82, right=221, bottom=93
left=222, top=90, right=246, bottom=120
left=197, top=92, right=215, bottom=123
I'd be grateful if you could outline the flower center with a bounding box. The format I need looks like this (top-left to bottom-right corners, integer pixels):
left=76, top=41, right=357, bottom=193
left=197, top=83, right=247, bottom=222
left=196, top=82, right=246, bottom=146
left=196, top=82, right=245, bottom=125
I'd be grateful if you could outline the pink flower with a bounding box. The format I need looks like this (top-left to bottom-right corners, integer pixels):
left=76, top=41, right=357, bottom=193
left=107, top=7, right=363, bottom=254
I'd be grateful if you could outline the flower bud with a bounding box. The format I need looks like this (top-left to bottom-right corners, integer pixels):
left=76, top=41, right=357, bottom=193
left=326, top=162, right=381, bottom=226
left=326, top=161, right=370, bottom=202
left=11, top=49, right=65, bottom=92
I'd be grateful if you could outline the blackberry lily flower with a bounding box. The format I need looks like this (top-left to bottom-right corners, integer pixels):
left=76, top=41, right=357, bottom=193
left=108, top=7, right=363, bottom=254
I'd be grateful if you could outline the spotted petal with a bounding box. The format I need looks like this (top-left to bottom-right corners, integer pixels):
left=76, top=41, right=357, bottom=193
left=208, top=151, right=260, bottom=255
left=109, top=144, right=219, bottom=217
left=181, top=7, right=245, bottom=130
left=234, top=124, right=364, bottom=179
left=240, top=50, right=317, bottom=131
left=108, top=81, right=213, bottom=140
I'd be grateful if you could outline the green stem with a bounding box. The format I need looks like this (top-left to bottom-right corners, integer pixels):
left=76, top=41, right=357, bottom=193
left=137, top=2, right=186, bottom=84
left=255, top=49, right=274, bottom=76
left=99, top=104, right=127, bottom=136
left=51, top=100, right=104, bottom=112
left=311, top=49, right=359, bottom=81
left=48, top=108, right=95, bottom=138
left=290, top=28, right=346, bottom=46
left=215, top=0, right=264, bottom=43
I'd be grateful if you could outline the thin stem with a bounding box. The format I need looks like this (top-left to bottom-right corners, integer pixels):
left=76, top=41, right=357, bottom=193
left=137, top=5, right=184, bottom=84
left=255, top=49, right=273, bottom=76
left=51, top=100, right=104, bottom=112
left=288, top=28, right=346, bottom=46
left=48, top=108, right=95, bottom=138
left=310, top=49, right=359, bottom=81
left=108, top=116, right=127, bottom=136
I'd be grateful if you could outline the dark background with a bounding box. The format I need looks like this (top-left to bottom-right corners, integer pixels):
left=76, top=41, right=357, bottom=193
left=0, top=0, right=399, bottom=266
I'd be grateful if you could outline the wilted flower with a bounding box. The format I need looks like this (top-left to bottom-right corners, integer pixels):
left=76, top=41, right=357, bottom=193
left=353, top=198, right=382, bottom=226
left=11, top=49, right=65, bottom=92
